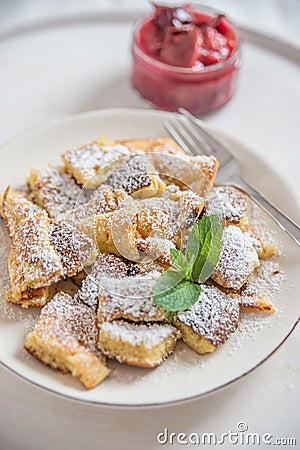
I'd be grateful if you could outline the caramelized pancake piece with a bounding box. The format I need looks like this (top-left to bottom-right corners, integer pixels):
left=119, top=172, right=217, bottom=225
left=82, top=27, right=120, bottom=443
left=135, top=192, right=204, bottom=238
left=135, top=237, right=175, bottom=267
left=8, top=210, right=96, bottom=307
left=66, top=185, right=128, bottom=226
left=75, top=253, right=129, bottom=308
left=236, top=283, right=275, bottom=313
left=177, top=190, right=205, bottom=230
left=8, top=211, right=63, bottom=303
left=80, top=210, right=136, bottom=259
left=136, top=260, right=165, bottom=277
left=62, top=142, right=135, bottom=188
left=98, top=321, right=179, bottom=368
left=135, top=207, right=176, bottom=240
left=90, top=185, right=127, bottom=210
left=205, top=186, right=248, bottom=229
left=6, top=285, right=56, bottom=309
left=71, top=271, right=87, bottom=287
left=244, top=229, right=277, bottom=260
left=1, top=186, right=41, bottom=237
left=49, top=220, right=97, bottom=274
left=174, top=285, right=239, bottom=354
left=98, top=276, right=166, bottom=323
left=78, top=214, right=116, bottom=254
left=134, top=192, right=204, bottom=263
left=153, top=152, right=218, bottom=196
left=212, top=226, right=259, bottom=290
left=117, top=137, right=185, bottom=155
left=28, top=166, right=88, bottom=220
left=25, top=292, right=110, bottom=389
left=81, top=190, right=203, bottom=263
left=106, top=154, right=165, bottom=196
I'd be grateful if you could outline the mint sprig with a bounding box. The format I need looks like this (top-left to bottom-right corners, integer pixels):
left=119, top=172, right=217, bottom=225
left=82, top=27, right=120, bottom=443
left=153, top=215, right=222, bottom=313
left=186, top=215, right=223, bottom=283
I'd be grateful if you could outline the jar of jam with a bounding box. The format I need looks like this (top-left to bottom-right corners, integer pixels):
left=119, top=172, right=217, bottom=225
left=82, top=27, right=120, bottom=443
left=131, top=4, right=241, bottom=114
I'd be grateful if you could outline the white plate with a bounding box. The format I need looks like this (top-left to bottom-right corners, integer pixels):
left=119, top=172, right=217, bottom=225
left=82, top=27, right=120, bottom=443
left=0, top=108, right=299, bottom=408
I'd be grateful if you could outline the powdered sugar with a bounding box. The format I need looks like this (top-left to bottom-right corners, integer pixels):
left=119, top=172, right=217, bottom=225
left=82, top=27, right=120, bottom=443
left=98, top=276, right=166, bottom=322
left=212, top=225, right=259, bottom=289
left=75, top=253, right=128, bottom=308
left=33, top=291, right=102, bottom=357
left=177, top=285, right=240, bottom=346
left=0, top=222, right=37, bottom=328
left=63, top=143, right=133, bottom=183
left=28, top=166, right=89, bottom=219
left=205, top=186, right=247, bottom=224
left=1, top=188, right=41, bottom=237
left=66, top=185, right=128, bottom=225
left=9, top=211, right=63, bottom=293
left=99, top=320, right=178, bottom=349
left=106, top=154, right=152, bottom=194
left=49, top=220, right=96, bottom=276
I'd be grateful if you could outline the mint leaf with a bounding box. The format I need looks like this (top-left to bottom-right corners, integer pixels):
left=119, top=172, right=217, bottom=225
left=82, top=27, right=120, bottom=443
left=153, top=270, right=185, bottom=297
left=186, top=215, right=222, bottom=283
left=153, top=278, right=201, bottom=312
left=170, top=248, right=188, bottom=273
left=152, top=214, right=222, bottom=314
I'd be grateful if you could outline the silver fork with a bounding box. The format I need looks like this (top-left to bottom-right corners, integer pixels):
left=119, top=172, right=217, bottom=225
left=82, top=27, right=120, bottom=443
left=165, top=108, right=300, bottom=245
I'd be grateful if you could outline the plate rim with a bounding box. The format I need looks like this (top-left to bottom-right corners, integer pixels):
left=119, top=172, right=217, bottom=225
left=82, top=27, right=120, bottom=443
left=0, top=318, right=298, bottom=410
left=0, top=107, right=299, bottom=408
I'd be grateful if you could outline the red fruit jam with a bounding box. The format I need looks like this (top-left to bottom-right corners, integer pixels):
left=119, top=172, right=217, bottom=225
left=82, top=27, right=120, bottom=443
left=131, top=4, right=241, bottom=114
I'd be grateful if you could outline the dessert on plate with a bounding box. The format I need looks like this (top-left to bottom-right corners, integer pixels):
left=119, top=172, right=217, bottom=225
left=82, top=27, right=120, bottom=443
left=0, top=134, right=278, bottom=389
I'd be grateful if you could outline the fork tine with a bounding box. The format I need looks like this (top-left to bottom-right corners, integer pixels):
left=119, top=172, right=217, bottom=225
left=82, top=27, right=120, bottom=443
left=165, top=116, right=213, bottom=158
left=175, top=113, right=214, bottom=156
left=164, top=120, right=195, bottom=157
left=178, top=108, right=230, bottom=158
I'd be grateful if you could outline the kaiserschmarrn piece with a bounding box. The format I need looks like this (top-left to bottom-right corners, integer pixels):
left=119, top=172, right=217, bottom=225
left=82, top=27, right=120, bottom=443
left=65, top=185, right=128, bottom=229
left=7, top=210, right=96, bottom=307
left=152, top=152, right=218, bottom=196
left=0, top=186, right=41, bottom=237
left=117, top=137, right=185, bottom=155
left=235, top=283, right=276, bottom=313
left=244, top=229, right=277, bottom=260
left=205, top=186, right=248, bottom=229
left=98, top=276, right=167, bottom=323
left=106, top=154, right=166, bottom=197
left=98, top=321, right=179, bottom=368
left=212, top=225, right=259, bottom=290
left=174, top=285, right=240, bottom=354
left=62, top=142, right=135, bottom=188
left=25, top=292, right=110, bottom=389
left=135, top=237, right=175, bottom=267
left=75, top=253, right=129, bottom=308
left=28, top=166, right=89, bottom=220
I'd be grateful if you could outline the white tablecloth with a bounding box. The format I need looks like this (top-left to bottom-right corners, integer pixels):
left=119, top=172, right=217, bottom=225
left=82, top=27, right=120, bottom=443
left=0, top=2, right=299, bottom=449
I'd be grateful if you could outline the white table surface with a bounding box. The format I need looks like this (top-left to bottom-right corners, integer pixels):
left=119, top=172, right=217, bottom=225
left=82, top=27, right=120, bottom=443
left=0, top=1, right=299, bottom=449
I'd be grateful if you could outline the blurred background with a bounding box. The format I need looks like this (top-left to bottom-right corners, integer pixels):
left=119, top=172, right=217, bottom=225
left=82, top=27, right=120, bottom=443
left=1, top=0, right=300, bottom=46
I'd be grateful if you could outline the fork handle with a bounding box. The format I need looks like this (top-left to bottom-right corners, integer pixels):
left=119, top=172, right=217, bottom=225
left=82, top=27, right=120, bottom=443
left=230, top=178, right=300, bottom=245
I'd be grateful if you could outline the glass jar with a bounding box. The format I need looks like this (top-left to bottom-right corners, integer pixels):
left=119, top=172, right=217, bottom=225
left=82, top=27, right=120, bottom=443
left=131, top=5, right=241, bottom=115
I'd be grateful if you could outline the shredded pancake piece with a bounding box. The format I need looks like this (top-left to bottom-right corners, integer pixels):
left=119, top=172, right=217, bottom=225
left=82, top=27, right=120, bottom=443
left=212, top=226, right=259, bottom=290
left=62, top=142, right=137, bottom=188
left=205, top=186, right=248, bottom=228
left=175, top=285, right=239, bottom=352
left=98, top=276, right=166, bottom=323
left=98, top=320, right=179, bottom=368
left=28, top=166, right=89, bottom=219
left=25, top=292, right=110, bottom=389
left=0, top=186, right=41, bottom=237
left=75, top=253, right=129, bottom=308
